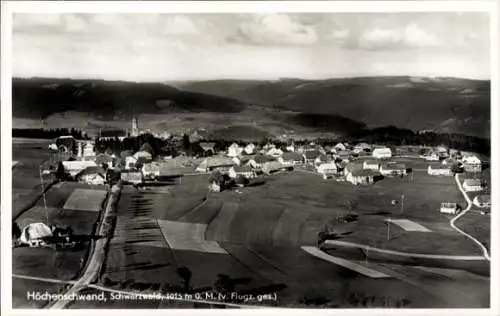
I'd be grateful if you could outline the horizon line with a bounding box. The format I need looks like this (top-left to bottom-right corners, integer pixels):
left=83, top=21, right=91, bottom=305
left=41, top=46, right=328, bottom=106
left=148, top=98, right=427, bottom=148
left=12, top=74, right=492, bottom=83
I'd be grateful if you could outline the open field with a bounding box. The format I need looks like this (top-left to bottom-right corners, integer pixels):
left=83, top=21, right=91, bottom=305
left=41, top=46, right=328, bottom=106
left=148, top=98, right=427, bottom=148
left=97, top=166, right=489, bottom=308
left=12, top=278, right=67, bottom=308
left=63, top=189, right=108, bottom=212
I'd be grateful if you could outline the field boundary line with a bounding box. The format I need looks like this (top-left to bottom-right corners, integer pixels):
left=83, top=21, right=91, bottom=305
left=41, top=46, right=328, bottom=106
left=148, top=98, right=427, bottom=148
left=323, top=240, right=486, bottom=261
left=451, top=173, right=490, bottom=261
left=13, top=273, right=77, bottom=285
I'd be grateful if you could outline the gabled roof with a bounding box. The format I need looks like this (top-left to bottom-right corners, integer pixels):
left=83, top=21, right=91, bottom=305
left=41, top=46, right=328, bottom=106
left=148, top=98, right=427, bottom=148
left=303, top=150, right=321, bottom=159
left=199, top=142, right=216, bottom=151
left=75, top=166, right=106, bottom=179
left=463, top=179, right=482, bottom=186
left=281, top=152, right=303, bottom=161
left=351, top=169, right=378, bottom=177
left=252, top=155, right=274, bottom=163
left=233, top=165, right=253, bottom=173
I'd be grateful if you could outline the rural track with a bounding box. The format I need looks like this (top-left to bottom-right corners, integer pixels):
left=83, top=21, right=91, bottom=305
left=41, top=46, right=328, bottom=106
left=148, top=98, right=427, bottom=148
left=323, top=240, right=487, bottom=261
left=451, top=173, right=490, bottom=261
left=47, top=184, right=122, bottom=309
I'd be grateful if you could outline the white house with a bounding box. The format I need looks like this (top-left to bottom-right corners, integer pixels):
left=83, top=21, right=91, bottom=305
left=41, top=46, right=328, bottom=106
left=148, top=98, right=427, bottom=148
left=266, top=147, right=284, bottom=158
left=346, top=170, right=378, bottom=185
left=334, top=143, right=347, bottom=151
left=18, top=222, right=53, bottom=247
left=262, top=161, right=286, bottom=174
left=286, top=144, right=295, bottom=152
left=121, top=171, right=142, bottom=184
left=379, top=163, right=407, bottom=176
left=427, top=165, right=452, bottom=176
left=462, top=179, right=483, bottom=192
left=303, top=151, right=321, bottom=164
left=473, top=195, right=491, bottom=208
left=228, top=166, right=256, bottom=179
left=125, top=156, right=138, bottom=170
left=228, top=143, right=243, bottom=157
left=133, top=151, right=153, bottom=162
left=279, top=152, right=304, bottom=166
left=62, top=160, right=98, bottom=177
left=75, top=166, right=106, bottom=185
left=196, top=156, right=236, bottom=173
left=462, top=154, right=481, bottom=165
left=363, top=160, right=380, bottom=171
left=372, top=147, right=392, bottom=159
left=315, top=154, right=330, bottom=166
left=440, top=202, right=461, bottom=215
left=425, top=152, right=440, bottom=161
left=317, top=163, right=339, bottom=178
left=142, top=162, right=161, bottom=178
left=244, top=143, right=256, bottom=155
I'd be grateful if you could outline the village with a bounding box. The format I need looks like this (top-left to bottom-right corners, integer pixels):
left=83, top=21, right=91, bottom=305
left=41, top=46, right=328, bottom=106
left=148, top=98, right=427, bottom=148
left=39, top=117, right=490, bottom=214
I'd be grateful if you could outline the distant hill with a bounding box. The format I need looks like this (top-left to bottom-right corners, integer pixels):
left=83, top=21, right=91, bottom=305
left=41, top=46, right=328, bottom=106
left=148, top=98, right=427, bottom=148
left=175, top=76, right=491, bottom=138
left=12, top=77, right=245, bottom=120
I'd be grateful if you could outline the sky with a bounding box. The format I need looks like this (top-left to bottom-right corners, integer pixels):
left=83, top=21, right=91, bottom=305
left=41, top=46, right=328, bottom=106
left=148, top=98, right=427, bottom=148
left=12, top=12, right=490, bottom=81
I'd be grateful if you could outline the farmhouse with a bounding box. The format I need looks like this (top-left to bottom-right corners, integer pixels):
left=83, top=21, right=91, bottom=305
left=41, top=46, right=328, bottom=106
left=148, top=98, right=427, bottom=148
left=315, top=154, right=330, bottom=165
left=372, top=147, right=392, bottom=159
left=427, top=165, right=452, bottom=176
left=336, top=150, right=351, bottom=162
left=133, top=151, right=153, bottom=163
left=462, top=179, right=483, bottom=192
left=440, top=202, right=461, bottom=215
left=316, top=163, right=339, bottom=178
left=248, top=155, right=274, bottom=169
left=74, top=166, right=106, bottom=185
left=244, top=143, right=256, bottom=155
left=363, top=160, right=380, bottom=171
left=125, top=155, right=139, bottom=170
left=334, top=143, right=347, bottom=151
left=279, top=152, right=304, bottom=166
left=379, top=162, right=407, bottom=176
left=142, top=162, right=161, bottom=178
left=196, top=156, right=236, bottom=173
left=227, top=143, right=243, bottom=157
left=425, top=152, right=440, bottom=161
left=18, top=222, right=53, bottom=247
left=473, top=195, right=491, bottom=208
left=62, top=160, right=98, bottom=177
left=94, top=153, right=116, bottom=169
left=346, top=169, right=379, bottom=185
left=262, top=161, right=287, bottom=175
left=462, top=154, right=482, bottom=172
left=228, top=166, right=256, bottom=179
left=462, top=154, right=481, bottom=165
left=441, top=158, right=455, bottom=165
left=121, top=171, right=143, bottom=184
left=267, top=147, right=284, bottom=158
left=285, top=144, right=295, bottom=152
left=303, top=150, right=321, bottom=164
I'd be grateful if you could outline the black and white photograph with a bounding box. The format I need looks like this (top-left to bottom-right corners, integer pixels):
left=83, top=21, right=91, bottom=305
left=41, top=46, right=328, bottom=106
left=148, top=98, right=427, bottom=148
left=1, top=0, right=497, bottom=313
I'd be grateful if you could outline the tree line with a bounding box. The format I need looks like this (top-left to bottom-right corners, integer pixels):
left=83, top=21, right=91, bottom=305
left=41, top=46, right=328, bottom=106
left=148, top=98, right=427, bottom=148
left=13, top=128, right=90, bottom=140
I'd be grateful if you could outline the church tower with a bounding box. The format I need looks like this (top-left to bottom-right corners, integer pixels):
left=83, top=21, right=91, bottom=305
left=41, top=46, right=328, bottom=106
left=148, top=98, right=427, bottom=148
left=132, top=117, right=139, bottom=137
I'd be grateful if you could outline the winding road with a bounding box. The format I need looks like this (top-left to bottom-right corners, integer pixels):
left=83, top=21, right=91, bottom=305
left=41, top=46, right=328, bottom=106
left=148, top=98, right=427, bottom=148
left=451, top=173, right=490, bottom=261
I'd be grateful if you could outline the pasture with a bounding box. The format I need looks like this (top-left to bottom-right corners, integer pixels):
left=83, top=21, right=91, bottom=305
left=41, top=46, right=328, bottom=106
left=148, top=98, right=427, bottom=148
left=63, top=189, right=108, bottom=212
